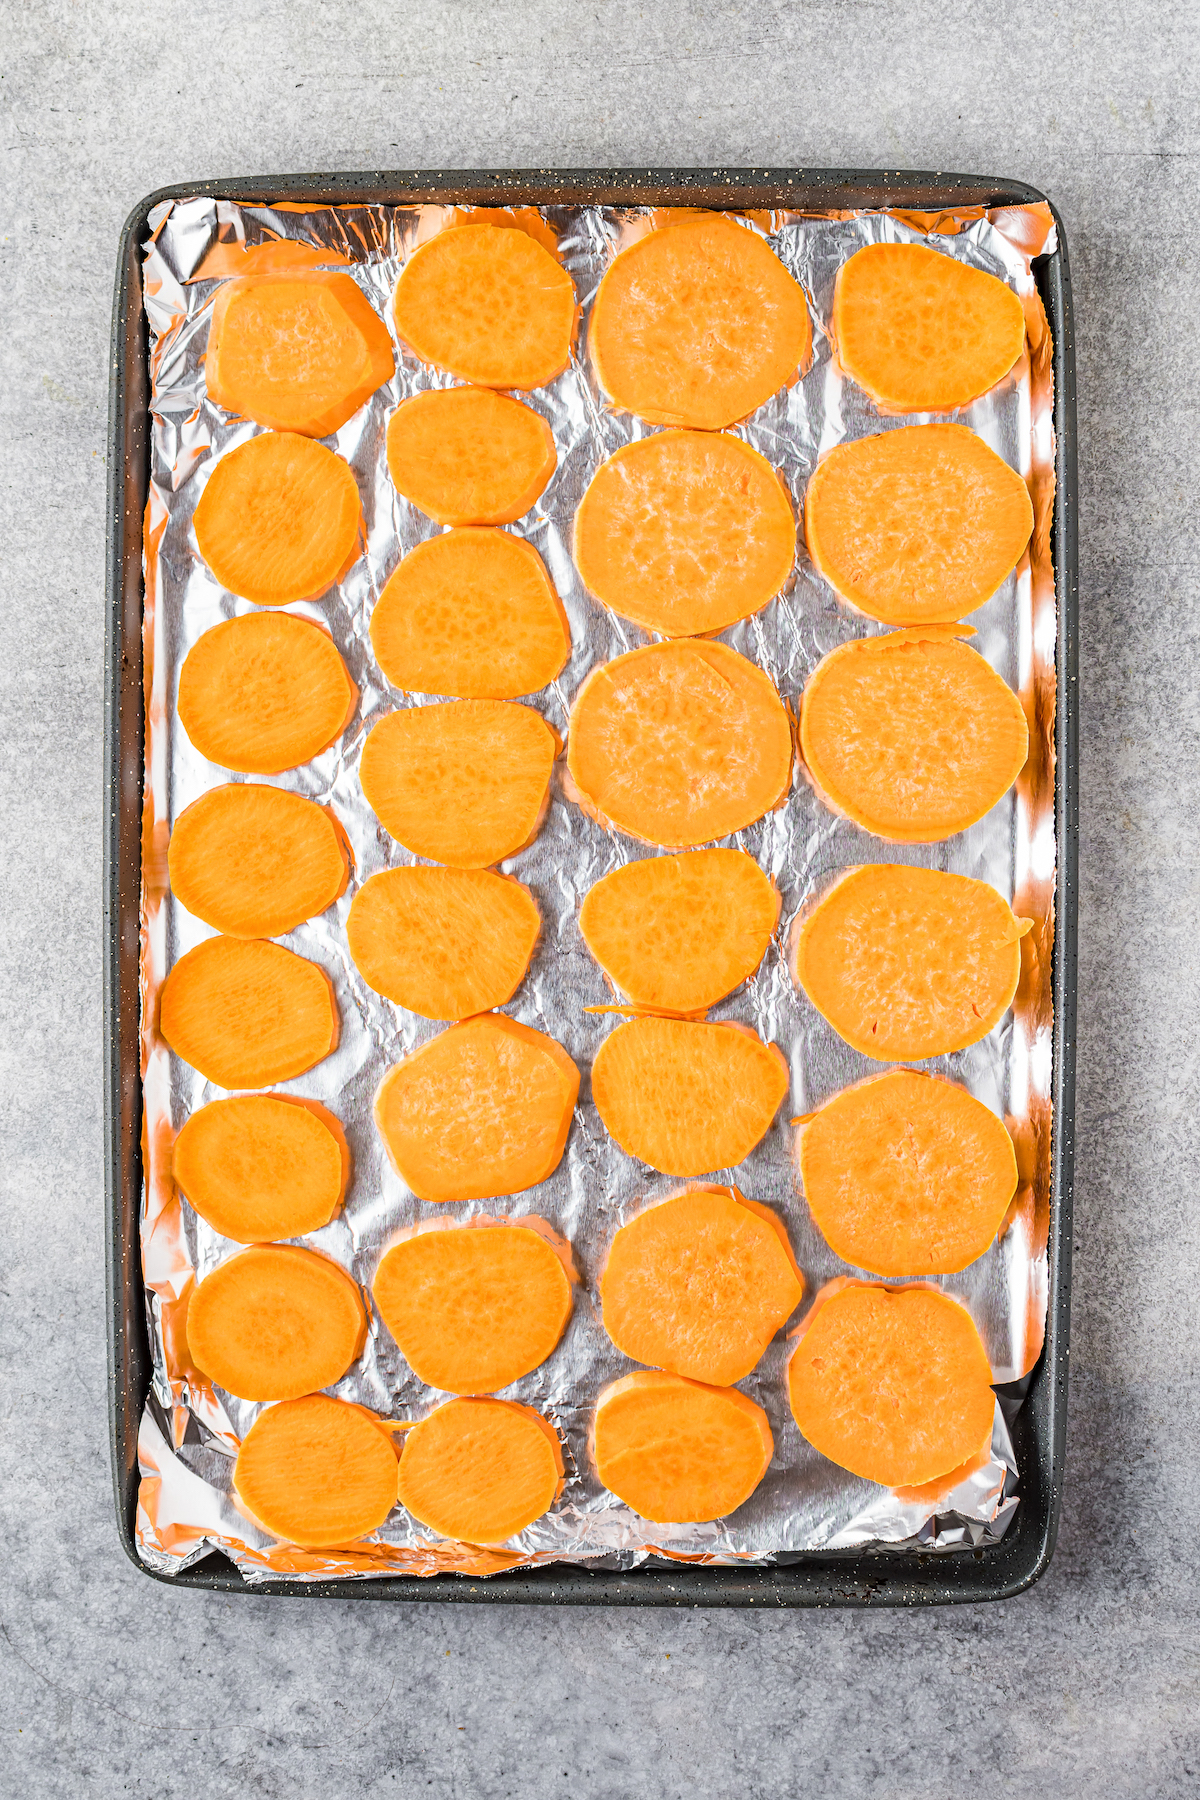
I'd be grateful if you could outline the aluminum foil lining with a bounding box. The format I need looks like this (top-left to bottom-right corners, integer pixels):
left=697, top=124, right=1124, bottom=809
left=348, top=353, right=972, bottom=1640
left=135, top=194, right=1058, bottom=1582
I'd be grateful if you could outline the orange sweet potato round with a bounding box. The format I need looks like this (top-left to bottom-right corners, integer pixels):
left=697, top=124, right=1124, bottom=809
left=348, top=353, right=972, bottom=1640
left=396, top=1398, right=564, bottom=1543
left=594, top=1371, right=773, bottom=1522
left=600, top=1187, right=802, bottom=1385
left=347, top=867, right=540, bottom=1020
left=370, top=529, right=570, bottom=698
left=579, top=849, right=778, bottom=1014
left=173, top=1095, right=350, bottom=1242
left=567, top=642, right=792, bottom=847
left=386, top=387, right=556, bottom=524
left=787, top=1281, right=995, bottom=1486
left=799, top=627, right=1029, bottom=841
left=833, top=243, right=1025, bottom=412
left=792, top=866, right=1031, bottom=1060
left=192, top=433, right=361, bottom=606
left=207, top=272, right=394, bottom=436
left=186, top=1245, right=366, bottom=1401
left=393, top=225, right=576, bottom=390
left=359, top=700, right=558, bottom=868
left=234, top=1394, right=398, bottom=1546
left=177, top=614, right=357, bottom=774
left=592, top=1017, right=788, bottom=1176
left=803, top=423, right=1033, bottom=625
left=374, top=1222, right=572, bottom=1392
left=797, top=1071, right=1018, bottom=1275
left=374, top=1014, right=579, bottom=1201
left=160, top=937, right=339, bottom=1087
left=589, top=215, right=811, bottom=429
left=167, top=784, right=350, bottom=937
left=573, top=430, right=796, bottom=637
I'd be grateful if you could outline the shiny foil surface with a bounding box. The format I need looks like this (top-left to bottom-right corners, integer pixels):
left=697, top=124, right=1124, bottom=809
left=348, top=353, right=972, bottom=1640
left=135, top=195, right=1058, bottom=1581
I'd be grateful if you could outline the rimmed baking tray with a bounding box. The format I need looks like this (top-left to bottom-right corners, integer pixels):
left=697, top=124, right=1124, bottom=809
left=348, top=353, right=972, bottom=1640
left=105, top=167, right=1078, bottom=1607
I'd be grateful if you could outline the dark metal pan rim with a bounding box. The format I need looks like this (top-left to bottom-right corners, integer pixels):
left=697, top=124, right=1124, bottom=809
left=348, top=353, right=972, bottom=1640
left=105, top=166, right=1077, bottom=1607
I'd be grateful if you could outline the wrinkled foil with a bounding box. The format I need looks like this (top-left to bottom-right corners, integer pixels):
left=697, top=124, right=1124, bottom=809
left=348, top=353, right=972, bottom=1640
left=135, top=194, right=1058, bottom=1581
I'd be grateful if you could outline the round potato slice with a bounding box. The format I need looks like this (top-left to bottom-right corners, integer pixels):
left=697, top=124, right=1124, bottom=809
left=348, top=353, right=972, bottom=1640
left=574, top=430, right=795, bottom=636
left=787, top=1281, right=995, bottom=1487
left=589, top=214, right=810, bottom=429
left=397, top=1398, right=564, bottom=1543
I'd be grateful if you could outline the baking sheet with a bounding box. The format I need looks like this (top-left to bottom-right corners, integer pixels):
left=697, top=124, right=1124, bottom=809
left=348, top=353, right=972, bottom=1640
left=134, top=195, right=1057, bottom=1581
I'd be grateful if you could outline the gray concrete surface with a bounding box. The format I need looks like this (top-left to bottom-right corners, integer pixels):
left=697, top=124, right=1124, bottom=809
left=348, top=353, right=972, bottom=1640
left=2, top=2, right=1199, bottom=1794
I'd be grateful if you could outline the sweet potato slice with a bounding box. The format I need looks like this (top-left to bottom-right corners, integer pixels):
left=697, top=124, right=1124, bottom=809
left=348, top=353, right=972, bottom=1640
left=168, top=785, right=350, bottom=937
left=792, top=866, right=1032, bottom=1059
left=192, top=433, right=361, bottom=606
left=160, top=937, right=339, bottom=1087
left=370, top=530, right=570, bottom=698
left=396, top=1397, right=564, bottom=1543
left=797, top=1071, right=1018, bottom=1275
left=359, top=700, right=558, bottom=867
left=374, top=1223, right=572, bottom=1391
left=834, top=243, right=1025, bottom=412
left=573, top=430, right=796, bottom=637
left=579, top=849, right=778, bottom=1014
left=177, top=613, right=357, bottom=774
left=234, top=1394, right=398, bottom=1546
left=592, top=1017, right=788, bottom=1176
left=799, top=627, right=1029, bottom=841
left=386, top=387, right=557, bottom=525
left=589, top=214, right=811, bottom=429
left=787, top=1281, right=995, bottom=1485
left=186, top=1245, right=366, bottom=1401
left=600, top=1187, right=802, bottom=1385
left=567, top=642, right=792, bottom=848
left=594, top=1371, right=772, bottom=1522
left=393, top=225, right=576, bottom=390
left=374, top=1014, right=579, bottom=1201
left=804, top=423, right=1033, bottom=624
left=173, top=1094, right=350, bottom=1242
left=347, top=867, right=539, bottom=1020
left=206, top=272, right=395, bottom=436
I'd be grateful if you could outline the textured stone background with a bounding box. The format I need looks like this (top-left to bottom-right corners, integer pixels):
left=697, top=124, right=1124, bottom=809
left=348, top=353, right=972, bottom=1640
left=2, top=2, right=1198, bottom=1794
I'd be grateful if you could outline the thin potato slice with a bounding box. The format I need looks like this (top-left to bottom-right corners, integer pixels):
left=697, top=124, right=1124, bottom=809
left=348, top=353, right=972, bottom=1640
left=800, top=627, right=1029, bottom=841
left=374, top=1014, right=580, bottom=1201
left=797, top=1072, right=1018, bottom=1275
left=359, top=700, right=558, bottom=868
left=177, top=614, right=357, bottom=774
left=397, top=1398, right=564, bottom=1543
left=186, top=1245, right=366, bottom=1401
left=168, top=784, right=350, bottom=937
left=207, top=273, right=394, bottom=436
left=600, top=1187, right=803, bottom=1384
left=787, top=1281, right=996, bottom=1486
left=386, top=387, right=556, bottom=525
left=348, top=867, right=539, bottom=1020
left=234, top=1395, right=398, bottom=1546
left=393, top=225, right=576, bottom=390
left=589, top=215, right=811, bottom=429
left=193, top=433, right=361, bottom=606
left=834, top=243, right=1025, bottom=412
left=567, top=642, right=792, bottom=848
left=574, top=431, right=795, bottom=637
left=370, top=530, right=570, bottom=698
left=591, top=1017, right=788, bottom=1176
left=374, top=1223, right=572, bottom=1392
left=160, top=937, right=339, bottom=1087
left=173, top=1095, right=350, bottom=1243
left=594, top=1372, right=773, bottom=1522
left=804, top=423, right=1033, bottom=625
left=579, top=849, right=777, bottom=1014
left=792, top=866, right=1032, bottom=1060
